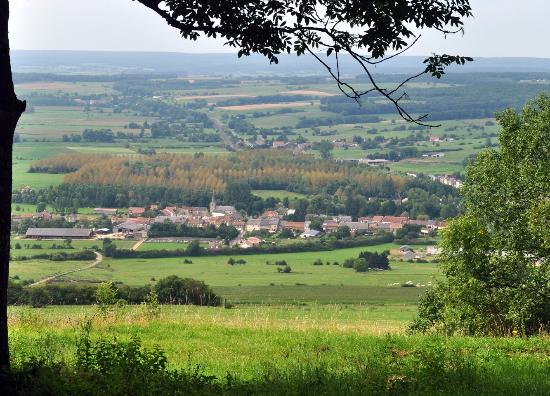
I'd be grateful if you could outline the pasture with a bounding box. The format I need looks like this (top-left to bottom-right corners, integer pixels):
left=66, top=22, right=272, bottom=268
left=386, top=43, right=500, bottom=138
left=5, top=243, right=439, bottom=304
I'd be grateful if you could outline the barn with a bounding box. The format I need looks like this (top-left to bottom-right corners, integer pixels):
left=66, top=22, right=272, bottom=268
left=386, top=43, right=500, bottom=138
left=25, top=228, right=93, bottom=239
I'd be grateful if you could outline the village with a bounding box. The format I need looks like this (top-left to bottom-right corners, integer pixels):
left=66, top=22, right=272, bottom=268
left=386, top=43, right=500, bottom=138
left=12, top=192, right=445, bottom=260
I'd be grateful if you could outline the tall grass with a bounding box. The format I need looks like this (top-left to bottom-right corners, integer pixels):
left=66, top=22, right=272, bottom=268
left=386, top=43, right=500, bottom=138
left=6, top=305, right=550, bottom=395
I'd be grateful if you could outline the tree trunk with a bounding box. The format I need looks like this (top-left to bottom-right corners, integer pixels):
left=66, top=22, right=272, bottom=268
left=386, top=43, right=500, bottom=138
left=0, top=0, right=25, bottom=370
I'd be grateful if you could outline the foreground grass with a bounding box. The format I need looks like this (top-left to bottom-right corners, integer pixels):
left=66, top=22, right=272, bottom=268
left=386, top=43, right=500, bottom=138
left=7, top=305, right=550, bottom=395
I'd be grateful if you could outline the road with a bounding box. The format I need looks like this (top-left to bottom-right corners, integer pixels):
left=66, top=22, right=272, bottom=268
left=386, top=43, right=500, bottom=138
left=29, top=251, right=103, bottom=286
left=131, top=238, right=146, bottom=251
left=211, top=117, right=242, bottom=151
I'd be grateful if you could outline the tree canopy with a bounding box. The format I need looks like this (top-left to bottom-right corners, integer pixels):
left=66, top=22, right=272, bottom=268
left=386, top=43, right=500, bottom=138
left=411, top=95, right=550, bottom=336
left=135, top=0, right=473, bottom=124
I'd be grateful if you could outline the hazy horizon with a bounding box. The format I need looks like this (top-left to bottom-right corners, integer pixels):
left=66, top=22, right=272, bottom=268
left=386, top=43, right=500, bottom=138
left=10, top=0, right=550, bottom=58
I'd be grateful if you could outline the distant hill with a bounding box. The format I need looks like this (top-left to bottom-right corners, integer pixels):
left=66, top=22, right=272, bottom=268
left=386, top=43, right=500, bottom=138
left=11, top=50, right=550, bottom=76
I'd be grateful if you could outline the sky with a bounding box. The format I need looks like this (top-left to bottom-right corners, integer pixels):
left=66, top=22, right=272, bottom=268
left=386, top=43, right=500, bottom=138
left=9, top=0, right=549, bottom=58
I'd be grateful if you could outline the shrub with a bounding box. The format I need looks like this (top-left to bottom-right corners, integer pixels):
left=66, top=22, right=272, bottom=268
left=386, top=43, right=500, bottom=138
left=154, top=275, right=220, bottom=306
left=352, top=259, right=369, bottom=273
left=95, top=281, right=118, bottom=313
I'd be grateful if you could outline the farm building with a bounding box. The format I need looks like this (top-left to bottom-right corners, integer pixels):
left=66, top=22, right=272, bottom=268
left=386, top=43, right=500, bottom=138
left=114, top=222, right=148, bottom=235
left=25, top=228, right=93, bottom=239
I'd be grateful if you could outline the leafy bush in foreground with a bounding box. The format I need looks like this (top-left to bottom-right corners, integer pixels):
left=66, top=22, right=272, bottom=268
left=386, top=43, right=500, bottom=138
left=412, top=96, right=550, bottom=336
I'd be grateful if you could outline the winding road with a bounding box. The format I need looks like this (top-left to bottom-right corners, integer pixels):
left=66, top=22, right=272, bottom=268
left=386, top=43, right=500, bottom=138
left=29, top=251, right=103, bottom=287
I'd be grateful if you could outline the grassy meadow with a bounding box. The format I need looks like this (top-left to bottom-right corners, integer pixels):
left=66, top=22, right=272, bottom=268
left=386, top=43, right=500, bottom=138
left=8, top=305, right=550, bottom=394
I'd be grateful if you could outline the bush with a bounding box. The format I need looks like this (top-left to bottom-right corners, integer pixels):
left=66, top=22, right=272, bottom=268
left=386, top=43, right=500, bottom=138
left=277, top=265, right=292, bottom=273
left=352, top=259, right=369, bottom=273
left=154, top=275, right=220, bottom=306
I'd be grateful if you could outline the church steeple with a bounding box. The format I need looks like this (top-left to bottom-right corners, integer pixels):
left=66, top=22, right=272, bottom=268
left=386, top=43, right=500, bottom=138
left=210, top=191, right=216, bottom=213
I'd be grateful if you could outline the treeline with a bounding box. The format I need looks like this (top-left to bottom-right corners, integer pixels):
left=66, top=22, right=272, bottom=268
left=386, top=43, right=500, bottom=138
left=320, top=80, right=550, bottom=121
left=104, top=232, right=395, bottom=259
left=29, top=154, right=111, bottom=174
left=112, top=78, right=240, bottom=96
left=13, top=184, right=213, bottom=212
left=12, top=250, right=96, bottom=262
left=8, top=276, right=220, bottom=307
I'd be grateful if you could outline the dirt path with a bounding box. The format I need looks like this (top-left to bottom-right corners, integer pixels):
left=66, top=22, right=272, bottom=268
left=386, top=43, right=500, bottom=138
left=131, top=239, right=146, bottom=251
left=29, top=251, right=103, bottom=286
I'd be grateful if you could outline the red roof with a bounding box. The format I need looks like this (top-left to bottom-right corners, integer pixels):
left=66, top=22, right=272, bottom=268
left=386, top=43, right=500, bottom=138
left=128, top=207, right=146, bottom=215
left=283, top=221, right=305, bottom=231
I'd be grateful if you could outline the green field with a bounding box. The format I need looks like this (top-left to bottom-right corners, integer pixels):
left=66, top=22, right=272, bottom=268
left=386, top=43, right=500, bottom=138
left=8, top=305, right=550, bottom=394
left=10, top=244, right=436, bottom=304
left=252, top=189, right=308, bottom=200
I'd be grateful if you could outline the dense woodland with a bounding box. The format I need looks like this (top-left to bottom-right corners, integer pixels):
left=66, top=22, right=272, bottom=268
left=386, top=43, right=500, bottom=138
left=21, top=151, right=459, bottom=218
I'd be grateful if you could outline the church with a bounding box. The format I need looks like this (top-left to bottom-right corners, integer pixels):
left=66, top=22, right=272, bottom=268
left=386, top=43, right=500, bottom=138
left=209, top=191, right=237, bottom=217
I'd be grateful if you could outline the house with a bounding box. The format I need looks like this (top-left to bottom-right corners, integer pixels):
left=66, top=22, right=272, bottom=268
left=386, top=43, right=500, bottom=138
left=245, top=218, right=280, bottom=233
left=160, top=207, right=177, bottom=217
left=240, top=237, right=263, bottom=248
left=260, top=217, right=280, bottom=233
left=300, top=229, right=321, bottom=238
left=35, top=210, right=53, bottom=220
left=11, top=213, right=34, bottom=222
left=186, top=217, right=204, bottom=228
left=94, top=208, right=118, bottom=216
left=322, top=221, right=339, bottom=233
left=342, top=222, right=370, bottom=235
left=272, top=140, right=286, bottom=148
left=426, top=246, right=441, bottom=255
left=128, top=207, right=146, bottom=217
left=26, top=228, right=93, bottom=239
left=428, top=135, right=440, bottom=142
left=399, top=245, right=413, bottom=252
left=153, top=215, right=187, bottom=224
left=262, top=210, right=280, bottom=219
left=245, top=218, right=262, bottom=232
left=231, top=220, right=246, bottom=231
left=282, top=221, right=305, bottom=232
left=334, top=215, right=352, bottom=223
left=409, top=219, right=446, bottom=230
